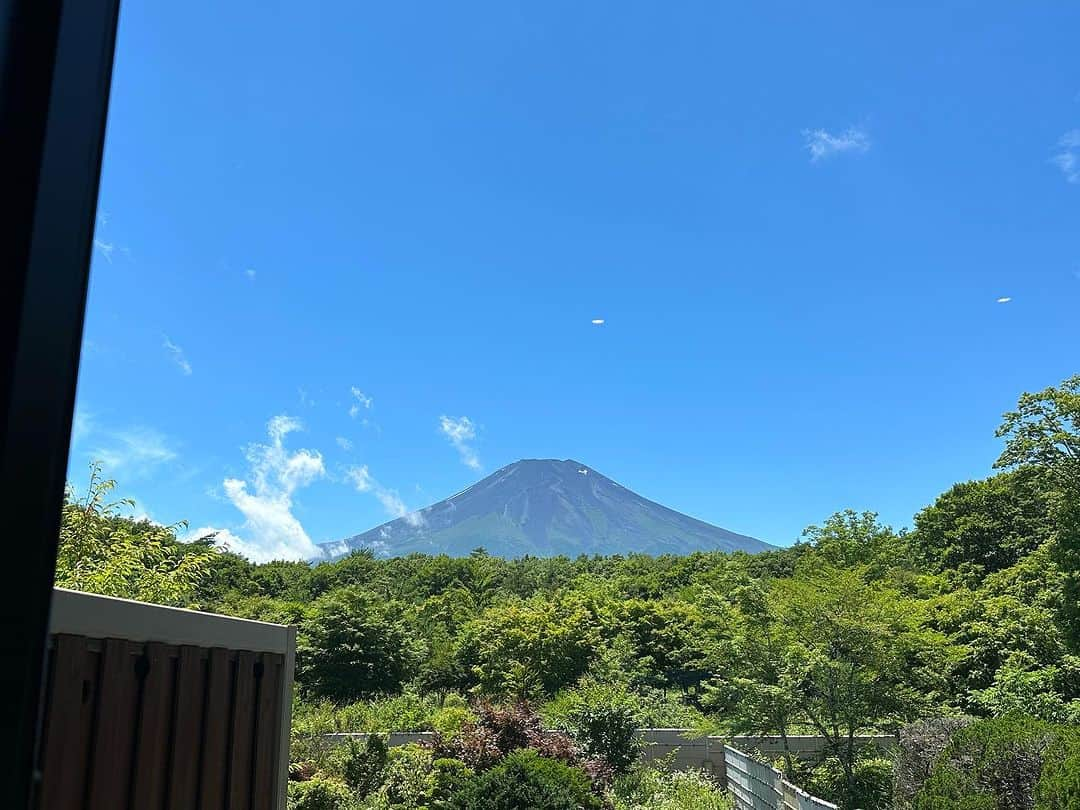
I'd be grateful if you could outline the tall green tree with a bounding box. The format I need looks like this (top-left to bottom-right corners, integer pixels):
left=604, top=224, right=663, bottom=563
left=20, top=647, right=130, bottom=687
left=56, top=463, right=215, bottom=605
left=995, top=373, right=1080, bottom=646
left=910, top=469, right=1057, bottom=583
left=800, top=509, right=909, bottom=576
left=298, top=586, right=420, bottom=700
left=771, top=564, right=952, bottom=807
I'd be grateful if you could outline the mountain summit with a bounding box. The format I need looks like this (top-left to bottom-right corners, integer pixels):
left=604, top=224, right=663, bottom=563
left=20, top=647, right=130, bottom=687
left=324, top=459, right=773, bottom=559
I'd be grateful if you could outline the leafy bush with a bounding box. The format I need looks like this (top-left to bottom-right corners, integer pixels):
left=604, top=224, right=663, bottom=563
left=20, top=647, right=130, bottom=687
left=374, top=745, right=436, bottom=809
left=893, top=717, right=973, bottom=810
left=433, top=701, right=582, bottom=772
left=288, top=776, right=357, bottom=810
left=546, top=678, right=643, bottom=773
left=434, top=722, right=504, bottom=771
left=338, top=735, right=388, bottom=798
left=431, top=697, right=477, bottom=737
left=291, top=693, right=444, bottom=765
left=431, top=758, right=475, bottom=809
left=449, top=749, right=605, bottom=810
left=914, top=716, right=1057, bottom=810
left=56, top=463, right=216, bottom=605
left=972, top=657, right=1080, bottom=724
left=1035, top=727, right=1080, bottom=809
left=807, top=756, right=893, bottom=810
left=613, top=766, right=732, bottom=810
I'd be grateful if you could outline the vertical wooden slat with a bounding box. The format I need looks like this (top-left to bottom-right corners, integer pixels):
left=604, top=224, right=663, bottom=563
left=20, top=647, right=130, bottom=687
left=199, top=648, right=234, bottom=810
left=228, top=651, right=257, bottom=810
left=40, top=634, right=99, bottom=810
left=131, top=643, right=178, bottom=809
left=250, top=653, right=284, bottom=810
left=86, top=638, right=140, bottom=810
left=167, top=646, right=207, bottom=810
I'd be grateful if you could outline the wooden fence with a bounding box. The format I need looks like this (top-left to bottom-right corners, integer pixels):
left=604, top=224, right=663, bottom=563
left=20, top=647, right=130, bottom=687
left=34, top=588, right=296, bottom=810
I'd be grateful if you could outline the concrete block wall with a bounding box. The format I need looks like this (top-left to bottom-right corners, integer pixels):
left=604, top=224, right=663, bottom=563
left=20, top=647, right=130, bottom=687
left=320, top=729, right=898, bottom=779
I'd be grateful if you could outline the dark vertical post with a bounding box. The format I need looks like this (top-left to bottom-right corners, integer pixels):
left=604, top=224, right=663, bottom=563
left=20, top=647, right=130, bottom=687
left=0, top=1, right=120, bottom=807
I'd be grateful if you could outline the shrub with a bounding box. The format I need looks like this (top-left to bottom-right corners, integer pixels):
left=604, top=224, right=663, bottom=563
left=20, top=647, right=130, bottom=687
left=893, top=717, right=973, bottom=810
left=914, top=716, right=1057, bottom=810
left=432, top=704, right=477, bottom=737
left=612, top=766, right=732, bottom=810
left=375, top=744, right=436, bottom=809
left=433, top=722, right=504, bottom=771
left=475, top=701, right=544, bottom=753
left=338, top=735, right=388, bottom=798
left=807, top=757, right=893, bottom=810
left=431, top=758, right=475, bottom=809
left=432, top=700, right=582, bottom=773
left=545, top=679, right=643, bottom=773
left=288, top=776, right=357, bottom=810
left=449, top=749, right=605, bottom=810
left=1035, top=727, right=1080, bottom=809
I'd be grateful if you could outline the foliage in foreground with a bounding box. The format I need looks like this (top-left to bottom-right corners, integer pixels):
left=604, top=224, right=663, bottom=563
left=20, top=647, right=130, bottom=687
left=912, top=716, right=1080, bottom=810
left=448, top=749, right=605, bottom=810
left=56, top=463, right=215, bottom=604
left=612, top=766, right=732, bottom=810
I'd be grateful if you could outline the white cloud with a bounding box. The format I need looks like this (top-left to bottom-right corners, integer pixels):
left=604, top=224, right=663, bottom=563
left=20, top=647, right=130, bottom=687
left=349, top=387, right=374, bottom=418
left=346, top=464, right=375, bottom=492
left=245, top=268, right=257, bottom=280
left=91, top=426, right=177, bottom=478
left=163, top=335, right=193, bottom=375
left=220, top=415, right=326, bottom=562
left=803, top=126, right=871, bottom=163
left=179, top=525, right=285, bottom=561
left=997, top=297, right=1012, bottom=304
left=336, top=436, right=354, bottom=451
left=439, top=415, right=481, bottom=470
left=346, top=464, right=425, bottom=526
left=93, top=238, right=115, bottom=263
left=71, top=407, right=95, bottom=445
left=591, top=319, right=605, bottom=325
left=1052, top=130, right=1080, bottom=183
left=319, top=539, right=351, bottom=558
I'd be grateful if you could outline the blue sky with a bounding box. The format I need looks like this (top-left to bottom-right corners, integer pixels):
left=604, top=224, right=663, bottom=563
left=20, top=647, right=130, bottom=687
left=74, top=1, right=1080, bottom=561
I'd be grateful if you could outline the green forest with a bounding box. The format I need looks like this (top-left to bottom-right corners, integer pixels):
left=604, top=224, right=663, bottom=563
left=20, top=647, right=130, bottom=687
left=54, top=374, right=1080, bottom=809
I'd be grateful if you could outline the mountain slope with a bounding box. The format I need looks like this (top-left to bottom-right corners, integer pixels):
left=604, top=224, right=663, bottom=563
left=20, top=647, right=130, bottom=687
left=323, top=459, right=773, bottom=559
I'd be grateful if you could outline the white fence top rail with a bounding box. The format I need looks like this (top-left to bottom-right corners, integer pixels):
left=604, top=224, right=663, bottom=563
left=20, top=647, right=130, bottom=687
left=49, top=587, right=294, bottom=653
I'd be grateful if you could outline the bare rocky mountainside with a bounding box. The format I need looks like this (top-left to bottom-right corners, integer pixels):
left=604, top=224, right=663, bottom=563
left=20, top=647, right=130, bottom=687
left=323, top=458, right=773, bottom=558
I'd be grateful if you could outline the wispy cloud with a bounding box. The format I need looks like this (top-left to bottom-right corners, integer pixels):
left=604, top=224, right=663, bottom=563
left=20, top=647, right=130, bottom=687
left=439, top=415, right=481, bottom=470
left=346, top=464, right=425, bottom=527
left=90, top=426, right=178, bottom=479
left=803, top=126, right=871, bottom=163
left=336, top=436, right=354, bottom=451
left=349, top=387, right=374, bottom=418
left=245, top=268, right=257, bottom=281
left=220, top=414, right=326, bottom=563
left=163, top=335, right=193, bottom=375
left=71, top=406, right=95, bottom=445
left=298, top=387, right=315, bottom=407
left=1052, top=130, right=1080, bottom=183
left=93, top=238, right=115, bottom=263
